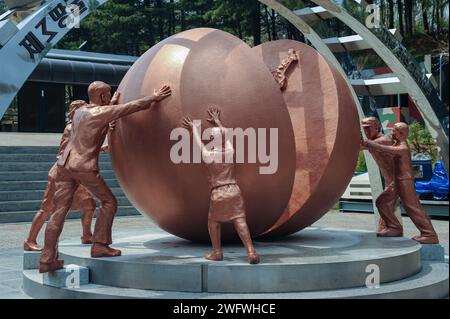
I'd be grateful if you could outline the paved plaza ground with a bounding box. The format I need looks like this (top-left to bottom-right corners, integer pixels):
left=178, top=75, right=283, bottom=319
left=0, top=210, right=447, bottom=299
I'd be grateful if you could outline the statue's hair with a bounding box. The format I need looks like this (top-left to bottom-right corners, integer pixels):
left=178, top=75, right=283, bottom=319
left=88, top=81, right=111, bottom=102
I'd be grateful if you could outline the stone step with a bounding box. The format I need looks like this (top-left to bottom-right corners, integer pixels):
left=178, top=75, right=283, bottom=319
left=0, top=170, right=117, bottom=181
left=22, top=261, right=449, bottom=299
left=0, top=187, right=125, bottom=201
left=43, top=265, right=90, bottom=288
left=0, top=196, right=132, bottom=212
left=0, top=179, right=120, bottom=191
left=0, top=162, right=113, bottom=171
left=0, top=153, right=111, bottom=162
left=0, top=146, right=59, bottom=154
left=0, top=206, right=140, bottom=223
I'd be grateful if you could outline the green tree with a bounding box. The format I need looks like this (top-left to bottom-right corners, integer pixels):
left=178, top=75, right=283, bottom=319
left=355, top=151, right=368, bottom=174
left=408, top=121, right=440, bottom=163
left=58, top=0, right=309, bottom=54
left=56, top=0, right=448, bottom=57
left=0, top=0, right=6, bottom=14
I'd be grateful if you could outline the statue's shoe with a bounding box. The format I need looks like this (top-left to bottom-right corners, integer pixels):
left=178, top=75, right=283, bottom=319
left=39, top=259, right=64, bottom=273
left=412, top=235, right=439, bottom=244
left=377, top=228, right=403, bottom=237
left=205, top=251, right=223, bottom=261
left=91, top=244, right=121, bottom=258
left=248, top=253, right=260, bottom=265
left=24, top=240, right=42, bottom=252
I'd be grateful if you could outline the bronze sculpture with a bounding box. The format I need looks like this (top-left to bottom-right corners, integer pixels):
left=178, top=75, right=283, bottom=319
left=24, top=100, right=97, bottom=251
left=109, top=28, right=297, bottom=242
left=360, top=117, right=399, bottom=236
left=252, top=40, right=361, bottom=238
left=39, top=82, right=172, bottom=273
left=271, top=48, right=300, bottom=91
left=182, top=107, right=260, bottom=264
left=362, top=122, right=439, bottom=244
left=108, top=29, right=361, bottom=241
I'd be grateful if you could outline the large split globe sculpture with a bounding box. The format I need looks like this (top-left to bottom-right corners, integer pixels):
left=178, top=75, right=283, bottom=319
left=109, top=28, right=360, bottom=241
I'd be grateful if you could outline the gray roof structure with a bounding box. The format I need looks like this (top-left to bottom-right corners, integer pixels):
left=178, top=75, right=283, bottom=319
left=28, top=49, right=137, bottom=86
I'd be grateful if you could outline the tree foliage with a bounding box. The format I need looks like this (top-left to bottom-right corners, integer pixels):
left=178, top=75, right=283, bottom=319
left=59, top=0, right=289, bottom=55
left=355, top=0, right=449, bottom=55
left=0, top=1, right=6, bottom=14
left=408, top=121, right=440, bottom=163
left=1, top=0, right=447, bottom=56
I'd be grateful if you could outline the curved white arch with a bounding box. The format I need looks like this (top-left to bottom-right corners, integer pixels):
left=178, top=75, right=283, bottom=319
left=0, top=0, right=107, bottom=119
left=310, top=0, right=449, bottom=173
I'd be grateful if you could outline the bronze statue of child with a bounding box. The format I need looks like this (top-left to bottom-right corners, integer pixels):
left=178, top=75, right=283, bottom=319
left=183, top=107, right=260, bottom=264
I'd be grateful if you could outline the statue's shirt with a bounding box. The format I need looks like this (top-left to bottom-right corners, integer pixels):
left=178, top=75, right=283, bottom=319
left=58, top=100, right=150, bottom=172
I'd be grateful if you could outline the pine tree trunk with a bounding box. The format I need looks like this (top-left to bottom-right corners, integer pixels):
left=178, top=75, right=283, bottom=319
left=156, top=0, right=164, bottom=41
left=405, top=0, right=414, bottom=37
left=264, top=6, right=272, bottom=41
left=181, top=9, right=186, bottom=31
left=271, top=9, right=277, bottom=41
left=251, top=0, right=261, bottom=46
left=421, top=0, right=430, bottom=34
left=436, top=0, right=441, bottom=34
left=397, top=0, right=405, bottom=36
left=387, top=0, right=395, bottom=29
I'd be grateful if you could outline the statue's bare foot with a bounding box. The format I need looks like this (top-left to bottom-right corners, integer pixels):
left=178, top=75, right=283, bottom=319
left=81, top=235, right=93, bottom=245
left=248, top=253, right=260, bottom=265
left=205, top=251, right=223, bottom=261
left=24, top=240, right=42, bottom=252
left=91, top=243, right=121, bottom=258
left=412, top=235, right=439, bottom=245
left=39, top=259, right=64, bottom=273
left=377, top=228, right=403, bottom=237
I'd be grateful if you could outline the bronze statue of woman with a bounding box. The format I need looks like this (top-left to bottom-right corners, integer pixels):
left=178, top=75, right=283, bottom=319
left=183, top=107, right=260, bottom=264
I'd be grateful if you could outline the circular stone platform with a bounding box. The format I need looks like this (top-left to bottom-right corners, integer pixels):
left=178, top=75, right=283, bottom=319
left=49, top=227, right=423, bottom=293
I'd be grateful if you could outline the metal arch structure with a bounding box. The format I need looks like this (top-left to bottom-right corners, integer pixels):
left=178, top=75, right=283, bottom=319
left=257, top=0, right=387, bottom=224
left=307, top=0, right=449, bottom=174
left=0, top=0, right=108, bottom=120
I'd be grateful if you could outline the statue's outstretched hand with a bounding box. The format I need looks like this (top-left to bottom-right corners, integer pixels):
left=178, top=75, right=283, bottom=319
left=182, top=116, right=194, bottom=131
left=100, top=145, right=109, bottom=153
left=111, top=92, right=120, bottom=105
left=361, top=139, right=372, bottom=149
left=109, top=121, right=116, bottom=131
left=207, top=107, right=221, bottom=125
left=153, top=85, right=172, bottom=102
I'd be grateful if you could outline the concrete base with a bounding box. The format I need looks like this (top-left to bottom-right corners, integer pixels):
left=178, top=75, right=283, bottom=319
left=57, top=227, right=423, bottom=293
left=21, top=227, right=449, bottom=299
left=43, top=265, right=89, bottom=288
left=420, top=244, right=445, bottom=262
left=23, top=261, right=449, bottom=299
left=23, top=251, right=41, bottom=270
